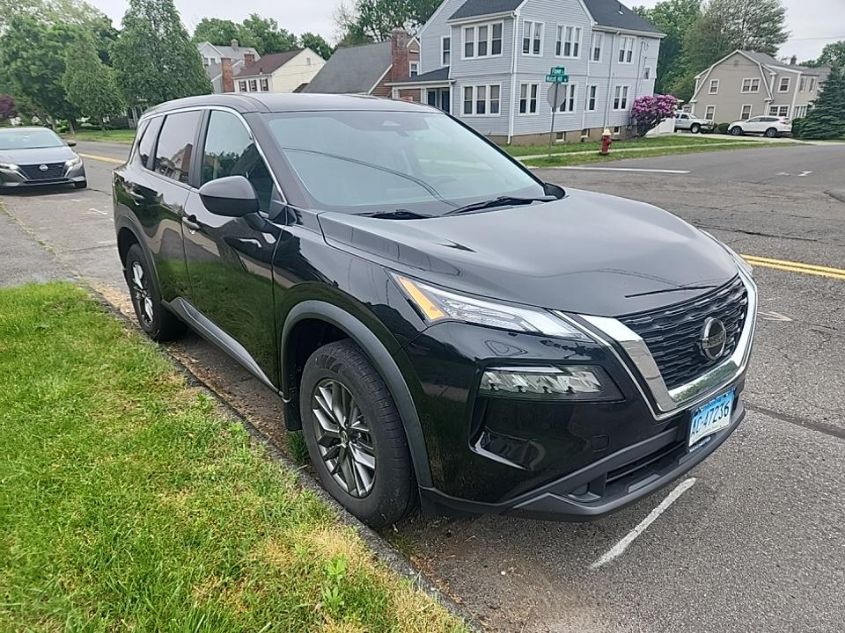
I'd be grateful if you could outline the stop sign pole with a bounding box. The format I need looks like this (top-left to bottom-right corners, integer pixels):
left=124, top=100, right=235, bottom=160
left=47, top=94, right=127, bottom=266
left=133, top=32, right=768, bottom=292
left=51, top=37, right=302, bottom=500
left=545, top=66, right=569, bottom=157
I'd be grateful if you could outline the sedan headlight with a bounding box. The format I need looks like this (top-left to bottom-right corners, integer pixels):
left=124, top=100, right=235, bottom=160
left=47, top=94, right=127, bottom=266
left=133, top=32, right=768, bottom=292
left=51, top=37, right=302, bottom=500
left=65, top=155, right=82, bottom=168
left=393, top=274, right=591, bottom=340
left=0, top=162, right=19, bottom=171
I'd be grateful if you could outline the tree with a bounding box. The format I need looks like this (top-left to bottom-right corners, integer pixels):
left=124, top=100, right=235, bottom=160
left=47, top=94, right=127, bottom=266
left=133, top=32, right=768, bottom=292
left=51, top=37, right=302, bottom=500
left=797, top=66, right=845, bottom=139
left=239, top=14, right=298, bottom=55
left=0, top=95, right=17, bottom=122
left=0, top=0, right=111, bottom=32
left=336, top=0, right=440, bottom=42
left=682, top=0, right=788, bottom=74
left=299, top=32, right=333, bottom=60
left=631, top=94, right=679, bottom=136
left=192, top=18, right=241, bottom=46
left=634, top=0, right=701, bottom=94
left=0, top=16, right=82, bottom=124
left=803, top=41, right=845, bottom=69
left=63, top=35, right=125, bottom=129
left=111, top=0, right=211, bottom=108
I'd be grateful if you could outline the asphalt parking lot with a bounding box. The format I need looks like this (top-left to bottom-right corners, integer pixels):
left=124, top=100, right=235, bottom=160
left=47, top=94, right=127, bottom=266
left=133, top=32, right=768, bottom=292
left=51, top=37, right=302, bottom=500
left=2, top=140, right=844, bottom=632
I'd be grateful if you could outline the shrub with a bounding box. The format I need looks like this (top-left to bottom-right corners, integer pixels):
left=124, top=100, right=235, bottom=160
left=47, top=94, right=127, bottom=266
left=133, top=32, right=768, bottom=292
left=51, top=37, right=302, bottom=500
left=791, top=117, right=805, bottom=138
left=716, top=122, right=731, bottom=134
left=631, top=94, right=679, bottom=136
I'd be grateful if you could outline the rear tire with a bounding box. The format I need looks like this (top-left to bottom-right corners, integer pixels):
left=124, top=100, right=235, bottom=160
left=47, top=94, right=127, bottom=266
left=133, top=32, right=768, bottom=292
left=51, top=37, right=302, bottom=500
left=764, top=127, right=778, bottom=138
left=730, top=126, right=743, bottom=136
left=300, top=340, right=415, bottom=528
left=124, top=243, right=186, bottom=341
left=690, top=123, right=701, bottom=134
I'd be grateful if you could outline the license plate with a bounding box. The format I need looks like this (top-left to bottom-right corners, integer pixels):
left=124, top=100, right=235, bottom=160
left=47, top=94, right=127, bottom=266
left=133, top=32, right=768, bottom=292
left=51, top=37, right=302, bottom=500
left=689, top=390, right=735, bottom=448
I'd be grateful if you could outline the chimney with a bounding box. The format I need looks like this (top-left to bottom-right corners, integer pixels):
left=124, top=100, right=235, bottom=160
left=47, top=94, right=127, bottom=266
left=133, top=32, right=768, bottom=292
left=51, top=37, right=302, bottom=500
left=389, top=28, right=411, bottom=81
left=221, top=57, right=234, bottom=93
left=243, top=52, right=256, bottom=65
left=790, top=55, right=797, bottom=65
left=230, top=38, right=239, bottom=49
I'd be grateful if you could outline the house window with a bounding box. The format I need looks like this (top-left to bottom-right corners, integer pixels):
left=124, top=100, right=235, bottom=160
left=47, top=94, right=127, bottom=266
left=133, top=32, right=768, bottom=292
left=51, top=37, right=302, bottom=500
left=704, top=105, right=716, bottom=120
left=522, top=20, right=543, bottom=55
left=769, top=105, right=790, bottom=117
left=808, top=77, right=816, bottom=91
left=613, top=85, right=629, bottom=110
left=409, top=61, right=419, bottom=78
left=586, top=85, right=597, bottom=111
left=644, top=66, right=652, bottom=79
left=519, top=82, right=539, bottom=114
left=709, top=79, right=719, bottom=94
left=558, top=84, right=577, bottom=113
left=740, top=104, right=752, bottom=119
left=794, top=105, right=807, bottom=118
left=260, top=77, right=269, bottom=91
left=248, top=79, right=257, bottom=92
left=441, top=36, right=451, bottom=66
left=555, top=25, right=581, bottom=58
left=463, top=22, right=503, bottom=59
left=612, top=126, right=621, bottom=134
left=462, top=84, right=500, bottom=116
left=799, top=76, right=806, bottom=91
left=591, top=32, right=602, bottom=62
left=618, top=36, right=635, bottom=63
left=778, top=76, right=790, bottom=92
left=238, top=80, right=247, bottom=92
left=741, top=78, right=760, bottom=93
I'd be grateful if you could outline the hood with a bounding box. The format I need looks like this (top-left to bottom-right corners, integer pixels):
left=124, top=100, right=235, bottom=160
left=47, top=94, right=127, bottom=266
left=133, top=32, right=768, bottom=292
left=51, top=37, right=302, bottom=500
left=0, top=145, right=76, bottom=165
left=318, top=188, right=740, bottom=317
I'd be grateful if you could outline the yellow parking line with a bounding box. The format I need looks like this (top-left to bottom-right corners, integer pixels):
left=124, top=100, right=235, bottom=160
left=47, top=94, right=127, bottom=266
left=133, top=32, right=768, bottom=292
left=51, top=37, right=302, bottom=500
left=78, top=153, right=124, bottom=165
left=742, top=255, right=845, bottom=281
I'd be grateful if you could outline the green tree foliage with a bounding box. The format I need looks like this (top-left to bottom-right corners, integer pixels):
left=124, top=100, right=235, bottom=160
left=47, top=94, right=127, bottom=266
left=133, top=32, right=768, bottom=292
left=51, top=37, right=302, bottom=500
left=299, top=32, right=334, bottom=60
left=239, top=14, right=298, bottom=55
left=0, top=0, right=107, bottom=31
left=192, top=17, right=241, bottom=45
left=0, top=16, right=81, bottom=123
left=63, top=35, right=125, bottom=128
left=111, top=0, right=211, bottom=107
left=336, top=0, right=440, bottom=43
left=634, top=0, right=702, bottom=95
left=682, top=0, right=788, bottom=75
left=797, top=66, right=845, bottom=139
left=803, top=41, right=845, bottom=69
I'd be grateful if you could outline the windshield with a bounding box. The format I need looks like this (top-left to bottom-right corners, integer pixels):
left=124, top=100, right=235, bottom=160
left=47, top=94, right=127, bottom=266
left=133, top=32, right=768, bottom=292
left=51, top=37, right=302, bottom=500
left=0, top=128, right=65, bottom=151
left=261, top=110, right=545, bottom=214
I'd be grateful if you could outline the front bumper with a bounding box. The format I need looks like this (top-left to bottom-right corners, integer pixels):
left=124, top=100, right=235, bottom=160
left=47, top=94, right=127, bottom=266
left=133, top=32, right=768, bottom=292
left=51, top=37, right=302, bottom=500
left=405, top=271, right=757, bottom=521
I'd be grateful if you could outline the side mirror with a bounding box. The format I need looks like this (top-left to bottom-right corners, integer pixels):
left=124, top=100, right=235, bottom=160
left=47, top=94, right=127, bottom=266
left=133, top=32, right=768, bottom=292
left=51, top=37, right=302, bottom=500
left=198, top=175, right=259, bottom=217
left=66, top=140, right=77, bottom=147
left=543, top=182, right=566, bottom=199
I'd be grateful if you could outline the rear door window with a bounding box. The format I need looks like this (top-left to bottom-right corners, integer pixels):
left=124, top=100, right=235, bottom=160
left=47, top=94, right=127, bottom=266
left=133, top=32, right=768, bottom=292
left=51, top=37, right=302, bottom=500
left=154, top=111, right=203, bottom=185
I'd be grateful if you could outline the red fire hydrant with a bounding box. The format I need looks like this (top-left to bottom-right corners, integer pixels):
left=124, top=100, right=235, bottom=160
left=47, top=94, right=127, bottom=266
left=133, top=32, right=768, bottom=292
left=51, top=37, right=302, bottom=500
left=600, top=128, right=612, bottom=155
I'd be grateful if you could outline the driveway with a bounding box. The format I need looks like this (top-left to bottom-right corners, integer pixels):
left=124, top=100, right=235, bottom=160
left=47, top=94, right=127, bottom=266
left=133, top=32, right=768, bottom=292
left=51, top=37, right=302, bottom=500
left=2, top=140, right=844, bottom=632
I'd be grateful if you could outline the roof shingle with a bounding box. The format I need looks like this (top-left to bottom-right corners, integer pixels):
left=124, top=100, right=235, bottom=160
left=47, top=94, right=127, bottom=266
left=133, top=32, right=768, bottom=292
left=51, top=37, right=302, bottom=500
left=236, top=50, right=302, bottom=78
left=303, top=41, right=392, bottom=94
left=582, top=0, right=662, bottom=33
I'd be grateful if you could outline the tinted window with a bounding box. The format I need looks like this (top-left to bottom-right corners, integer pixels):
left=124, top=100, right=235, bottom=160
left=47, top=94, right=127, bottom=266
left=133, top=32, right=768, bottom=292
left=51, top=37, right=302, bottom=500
left=137, top=117, right=162, bottom=169
left=154, top=111, right=202, bottom=184
left=201, top=110, right=273, bottom=211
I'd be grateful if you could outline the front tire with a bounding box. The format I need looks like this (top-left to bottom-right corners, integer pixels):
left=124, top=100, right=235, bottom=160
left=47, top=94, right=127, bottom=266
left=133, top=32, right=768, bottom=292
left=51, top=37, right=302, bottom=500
left=690, top=123, right=701, bottom=134
left=300, top=340, right=414, bottom=527
left=124, top=243, right=186, bottom=341
left=730, top=126, right=743, bottom=136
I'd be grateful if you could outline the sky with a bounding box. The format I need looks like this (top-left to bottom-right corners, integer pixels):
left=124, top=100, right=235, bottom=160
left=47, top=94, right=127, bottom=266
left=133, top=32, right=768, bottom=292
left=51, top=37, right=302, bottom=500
left=88, top=0, right=843, bottom=62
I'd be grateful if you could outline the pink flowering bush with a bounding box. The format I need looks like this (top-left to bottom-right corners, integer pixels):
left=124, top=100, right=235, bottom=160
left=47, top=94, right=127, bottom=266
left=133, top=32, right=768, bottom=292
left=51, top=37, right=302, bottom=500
left=631, top=94, right=678, bottom=136
left=0, top=95, right=17, bottom=122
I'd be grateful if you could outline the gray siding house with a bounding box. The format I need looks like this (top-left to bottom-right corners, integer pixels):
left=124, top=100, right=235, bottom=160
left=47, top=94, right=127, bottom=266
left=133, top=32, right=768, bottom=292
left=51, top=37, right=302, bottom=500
left=390, top=0, right=663, bottom=144
left=689, top=50, right=829, bottom=123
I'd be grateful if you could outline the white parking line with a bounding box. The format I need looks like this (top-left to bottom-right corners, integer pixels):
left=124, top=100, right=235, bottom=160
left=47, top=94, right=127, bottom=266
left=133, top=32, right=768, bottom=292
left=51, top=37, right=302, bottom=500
left=590, top=477, right=697, bottom=570
left=88, top=207, right=108, bottom=216
left=537, top=166, right=691, bottom=174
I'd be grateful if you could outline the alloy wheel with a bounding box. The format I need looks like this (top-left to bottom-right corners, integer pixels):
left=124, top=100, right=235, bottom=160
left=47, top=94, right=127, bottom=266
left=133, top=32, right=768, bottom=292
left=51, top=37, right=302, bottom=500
left=130, top=261, right=154, bottom=326
left=311, top=378, right=376, bottom=498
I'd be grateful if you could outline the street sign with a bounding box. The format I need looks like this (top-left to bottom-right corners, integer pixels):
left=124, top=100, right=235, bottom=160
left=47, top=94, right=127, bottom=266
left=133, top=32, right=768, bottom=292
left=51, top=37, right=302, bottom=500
left=549, top=65, right=566, bottom=76
left=545, top=73, right=570, bottom=83
left=544, top=67, right=569, bottom=157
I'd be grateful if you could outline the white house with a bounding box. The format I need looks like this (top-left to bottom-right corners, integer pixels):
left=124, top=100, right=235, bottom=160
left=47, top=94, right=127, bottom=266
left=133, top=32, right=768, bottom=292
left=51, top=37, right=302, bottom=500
left=233, top=49, right=326, bottom=94
left=197, top=40, right=260, bottom=94
left=389, top=0, right=664, bottom=144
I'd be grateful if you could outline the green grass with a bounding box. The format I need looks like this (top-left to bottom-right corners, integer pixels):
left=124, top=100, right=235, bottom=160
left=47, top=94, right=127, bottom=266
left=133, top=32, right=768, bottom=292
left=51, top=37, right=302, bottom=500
left=522, top=140, right=774, bottom=167
left=503, top=133, right=746, bottom=157
left=64, top=128, right=137, bottom=144
left=0, top=283, right=465, bottom=633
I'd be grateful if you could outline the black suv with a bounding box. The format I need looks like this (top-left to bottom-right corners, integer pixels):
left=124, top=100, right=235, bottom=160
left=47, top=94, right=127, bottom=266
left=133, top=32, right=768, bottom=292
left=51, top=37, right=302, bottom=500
left=113, top=94, right=756, bottom=527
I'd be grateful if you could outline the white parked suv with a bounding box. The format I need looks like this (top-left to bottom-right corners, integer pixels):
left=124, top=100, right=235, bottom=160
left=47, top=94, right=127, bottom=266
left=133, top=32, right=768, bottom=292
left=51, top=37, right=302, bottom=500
left=728, top=116, right=792, bottom=138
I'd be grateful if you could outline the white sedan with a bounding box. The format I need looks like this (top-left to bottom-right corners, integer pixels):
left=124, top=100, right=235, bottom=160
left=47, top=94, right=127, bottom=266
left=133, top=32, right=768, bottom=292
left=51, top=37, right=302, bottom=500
left=728, top=116, right=792, bottom=138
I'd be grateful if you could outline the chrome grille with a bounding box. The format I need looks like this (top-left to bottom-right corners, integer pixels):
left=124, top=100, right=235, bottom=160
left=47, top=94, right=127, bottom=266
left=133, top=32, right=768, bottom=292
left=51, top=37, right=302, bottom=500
left=19, top=163, right=66, bottom=181
left=619, top=277, right=748, bottom=390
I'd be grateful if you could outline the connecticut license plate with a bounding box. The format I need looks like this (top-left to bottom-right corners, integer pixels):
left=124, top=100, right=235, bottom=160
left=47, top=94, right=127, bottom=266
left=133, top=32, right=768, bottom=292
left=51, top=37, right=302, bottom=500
left=689, top=390, right=735, bottom=448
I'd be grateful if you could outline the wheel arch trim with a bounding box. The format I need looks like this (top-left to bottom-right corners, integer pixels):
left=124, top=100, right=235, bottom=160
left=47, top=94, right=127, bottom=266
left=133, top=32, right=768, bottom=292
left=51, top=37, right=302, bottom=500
left=281, top=300, right=433, bottom=488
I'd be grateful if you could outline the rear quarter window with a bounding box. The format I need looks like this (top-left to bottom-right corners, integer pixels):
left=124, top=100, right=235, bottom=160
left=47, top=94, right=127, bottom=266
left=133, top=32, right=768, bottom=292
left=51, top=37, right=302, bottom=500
left=136, top=117, right=163, bottom=170
left=153, top=111, right=203, bottom=185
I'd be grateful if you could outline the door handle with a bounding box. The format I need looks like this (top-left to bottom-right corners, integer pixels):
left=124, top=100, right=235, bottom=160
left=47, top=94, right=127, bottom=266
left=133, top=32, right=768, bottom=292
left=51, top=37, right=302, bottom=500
left=126, top=189, right=145, bottom=202
left=182, top=215, right=201, bottom=232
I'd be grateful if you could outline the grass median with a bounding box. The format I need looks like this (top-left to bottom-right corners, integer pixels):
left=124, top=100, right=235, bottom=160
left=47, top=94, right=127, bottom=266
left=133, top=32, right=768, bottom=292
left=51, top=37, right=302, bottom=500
left=64, top=128, right=136, bottom=144
left=0, top=283, right=465, bottom=633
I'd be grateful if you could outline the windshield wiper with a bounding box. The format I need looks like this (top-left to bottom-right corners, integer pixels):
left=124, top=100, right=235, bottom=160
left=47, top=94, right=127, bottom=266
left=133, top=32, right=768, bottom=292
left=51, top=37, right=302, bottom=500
left=364, top=209, right=434, bottom=220
left=444, top=195, right=556, bottom=216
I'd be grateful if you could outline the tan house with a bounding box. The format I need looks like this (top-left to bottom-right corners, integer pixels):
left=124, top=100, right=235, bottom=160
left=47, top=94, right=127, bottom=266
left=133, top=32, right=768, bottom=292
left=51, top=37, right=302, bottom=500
left=232, top=49, right=326, bottom=94
left=690, top=50, right=829, bottom=123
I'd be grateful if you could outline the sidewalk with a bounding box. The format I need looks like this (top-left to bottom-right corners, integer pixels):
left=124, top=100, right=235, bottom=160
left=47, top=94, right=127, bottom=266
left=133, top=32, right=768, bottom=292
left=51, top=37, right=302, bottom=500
left=0, top=209, right=70, bottom=287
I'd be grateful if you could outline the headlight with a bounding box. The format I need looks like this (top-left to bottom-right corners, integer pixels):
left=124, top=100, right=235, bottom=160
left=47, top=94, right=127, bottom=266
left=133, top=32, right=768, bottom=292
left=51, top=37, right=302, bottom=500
left=480, top=366, right=621, bottom=400
left=0, top=162, right=19, bottom=171
left=65, top=155, right=82, bottom=168
left=701, top=230, right=753, bottom=277
left=393, top=274, right=591, bottom=340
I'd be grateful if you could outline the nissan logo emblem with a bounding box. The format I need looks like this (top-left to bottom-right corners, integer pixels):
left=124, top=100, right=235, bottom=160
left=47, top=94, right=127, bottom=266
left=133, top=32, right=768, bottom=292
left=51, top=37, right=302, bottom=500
left=701, top=317, right=727, bottom=361
left=38, top=164, right=49, bottom=172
